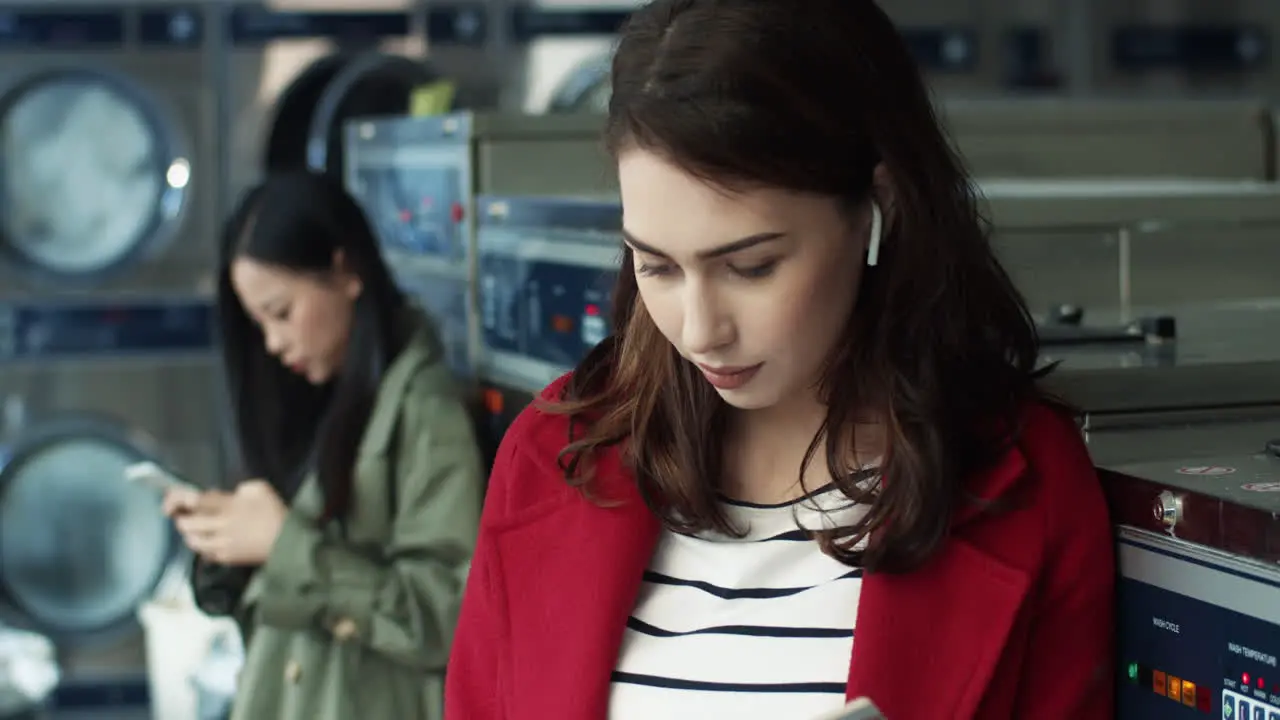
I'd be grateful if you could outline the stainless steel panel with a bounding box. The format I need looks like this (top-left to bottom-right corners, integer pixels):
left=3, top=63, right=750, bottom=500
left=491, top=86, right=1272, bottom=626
left=1085, top=408, right=1280, bottom=465
left=0, top=358, right=222, bottom=488
left=1042, top=302, right=1280, bottom=414
left=993, top=227, right=1120, bottom=311
left=943, top=99, right=1273, bottom=180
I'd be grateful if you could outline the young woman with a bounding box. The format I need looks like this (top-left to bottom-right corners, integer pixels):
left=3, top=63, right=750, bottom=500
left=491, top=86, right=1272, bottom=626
left=445, top=1, right=1114, bottom=719
left=162, top=171, right=484, bottom=720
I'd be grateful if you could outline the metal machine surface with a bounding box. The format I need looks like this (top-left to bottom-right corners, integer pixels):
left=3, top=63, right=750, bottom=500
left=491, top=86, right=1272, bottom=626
left=469, top=195, right=618, bottom=453
left=530, top=0, right=998, bottom=113
left=510, top=1, right=636, bottom=115
left=0, top=3, right=219, bottom=296
left=474, top=195, right=617, bottom=390
left=1105, top=442, right=1280, bottom=718
left=342, top=113, right=612, bottom=386
left=942, top=99, right=1275, bottom=180
left=344, top=112, right=608, bottom=223
left=1041, top=301, right=1280, bottom=466
left=221, top=0, right=439, bottom=210
left=344, top=105, right=1277, bottom=249
left=982, top=179, right=1280, bottom=318
left=0, top=296, right=220, bottom=714
left=977, top=178, right=1280, bottom=466
left=419, top=2, right=500, bottom=110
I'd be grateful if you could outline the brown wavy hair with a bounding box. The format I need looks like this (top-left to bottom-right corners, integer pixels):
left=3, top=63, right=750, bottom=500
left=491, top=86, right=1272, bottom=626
left=545, top=0, right=1053, bottom=574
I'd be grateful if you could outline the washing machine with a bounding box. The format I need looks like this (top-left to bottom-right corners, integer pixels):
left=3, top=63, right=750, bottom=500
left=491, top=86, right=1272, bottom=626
left=221, top=0, right=444, bottom=211
left=528, top=0, right=996, bottom=115
left=471, top=194, right=620, bottom=458
left=0, top=2, right=220, bottom=297
left=0, top=295, right=220, bottom=716
left=421, top=1, right=508, bottom=111
left=1105, top=439, right=1280, bottom=719
left=1086, top=0, right=1277, bottom=98
left=506, top=0, right=634, bottom=114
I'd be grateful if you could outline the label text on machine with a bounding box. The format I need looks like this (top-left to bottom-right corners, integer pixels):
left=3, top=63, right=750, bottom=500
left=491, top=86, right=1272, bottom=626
left=1229, top=643, right=1278, bottom=668
left=1152, top=617, right=1180, bottom=634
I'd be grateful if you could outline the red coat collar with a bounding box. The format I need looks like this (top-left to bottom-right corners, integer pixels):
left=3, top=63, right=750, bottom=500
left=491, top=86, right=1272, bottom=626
left=486, top=442, right=1032, bottom=720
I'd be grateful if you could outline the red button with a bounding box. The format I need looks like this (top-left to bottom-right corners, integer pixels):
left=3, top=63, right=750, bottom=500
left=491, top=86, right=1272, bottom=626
left=450, top=202, right=465, bottom=223
left=1195, top=686, right=1211, bottom=712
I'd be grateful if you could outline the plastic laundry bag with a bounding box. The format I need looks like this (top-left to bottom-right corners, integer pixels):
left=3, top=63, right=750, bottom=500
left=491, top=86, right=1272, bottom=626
left=190, top=626, right=243, bottom=720
left=0, top=624, right=58, bottom=717
left=140, top=558, right=244, bottom=720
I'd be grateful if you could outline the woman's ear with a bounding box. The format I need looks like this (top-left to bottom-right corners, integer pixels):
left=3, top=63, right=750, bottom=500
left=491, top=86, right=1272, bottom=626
left=871, top=162, right=898, bottom=226
left=331, top=250, right=363, bottom=300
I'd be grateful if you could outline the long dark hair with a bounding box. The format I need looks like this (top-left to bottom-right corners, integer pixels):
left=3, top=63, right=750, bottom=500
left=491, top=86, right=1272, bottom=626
left=217, top=170, right=406, bottom=521
left=548, top=0, right=1054, bottom=574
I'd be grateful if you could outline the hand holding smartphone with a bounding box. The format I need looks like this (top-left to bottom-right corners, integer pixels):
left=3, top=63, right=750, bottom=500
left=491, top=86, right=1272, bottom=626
left=809, top=697, right=887, bottom=720
left=125, top=461, right=200, bottom=495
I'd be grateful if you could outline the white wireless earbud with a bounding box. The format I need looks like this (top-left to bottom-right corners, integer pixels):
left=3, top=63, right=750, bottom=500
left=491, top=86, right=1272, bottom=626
left=866, top=201, right=883, bottom=267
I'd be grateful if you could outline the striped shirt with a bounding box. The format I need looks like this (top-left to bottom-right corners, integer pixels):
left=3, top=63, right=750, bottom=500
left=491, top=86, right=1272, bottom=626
left=608, top=482, right=871, bottom=719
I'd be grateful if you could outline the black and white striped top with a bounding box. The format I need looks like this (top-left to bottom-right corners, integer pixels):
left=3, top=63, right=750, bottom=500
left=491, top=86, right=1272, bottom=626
left=608, top=483, right=870, bottom=719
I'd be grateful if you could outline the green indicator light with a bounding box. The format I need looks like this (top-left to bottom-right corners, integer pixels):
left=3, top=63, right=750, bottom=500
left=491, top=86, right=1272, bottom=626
left=1127, top=662, right=1139, bottom=682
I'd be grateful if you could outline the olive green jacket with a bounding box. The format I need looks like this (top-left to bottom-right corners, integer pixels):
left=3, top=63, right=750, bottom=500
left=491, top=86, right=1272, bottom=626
left=198, top=318, right=484, bottom=720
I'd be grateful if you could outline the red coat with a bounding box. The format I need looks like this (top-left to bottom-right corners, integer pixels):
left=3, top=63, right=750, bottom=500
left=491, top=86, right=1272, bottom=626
left=446, top=376, right=1115, bottom=720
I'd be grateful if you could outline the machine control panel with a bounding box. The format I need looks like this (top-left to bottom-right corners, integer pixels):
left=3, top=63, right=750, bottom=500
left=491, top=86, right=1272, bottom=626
left=1118, top=528, right=1280, bottom=718
left=352, top=165, right=467, bottom=264
left=345, top=117, right=473, bottom=271
left=475, top=196, right=620, bottom=391
left=0, top=297, right=214, bottom=361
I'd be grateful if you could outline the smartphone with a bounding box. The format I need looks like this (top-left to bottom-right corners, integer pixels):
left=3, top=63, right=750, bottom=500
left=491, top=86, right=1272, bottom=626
left=811, top=697, right=887, bottom=720
left=125, top=461, right=199, bottom=494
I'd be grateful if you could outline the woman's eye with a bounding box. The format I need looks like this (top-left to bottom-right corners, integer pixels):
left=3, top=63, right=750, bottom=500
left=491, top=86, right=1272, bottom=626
left=731, top=260, right=778, bottom=279
left=636, top=263, right=674, bottom=277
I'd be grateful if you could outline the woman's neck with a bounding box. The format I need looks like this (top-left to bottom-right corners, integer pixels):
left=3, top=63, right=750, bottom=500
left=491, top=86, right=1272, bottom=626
left=720, top=396, right=884, bottom=506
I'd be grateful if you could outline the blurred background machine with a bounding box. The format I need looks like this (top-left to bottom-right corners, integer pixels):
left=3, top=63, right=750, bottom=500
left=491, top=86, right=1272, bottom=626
left=0, top=2, right=217, bottom=295
left=343, top=108, right=1280, bottom=464
left=0, top=3, right=225, bottom=716
left=1085, top=0, right=1277, bottom=98
left=506, top=0, right=633, bottom=114
left=472, top=195, right=619, bottom=443
left=341, top=112, right=611, bottom=387
left=220, top=0, right=439, bottom=209
left=982, top=179, right=1280, bottom=466
left=341, top=98, right=1278, bottom=255
left=523, top=0, right=996, bottom=113
left=942, top=99, right=1276, bottom=180
left=417, top=2, right=497, bottom=110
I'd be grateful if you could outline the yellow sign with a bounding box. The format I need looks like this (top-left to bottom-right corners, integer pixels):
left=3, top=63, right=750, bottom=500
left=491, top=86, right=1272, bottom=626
left=410, top=81, right=457, bottom=116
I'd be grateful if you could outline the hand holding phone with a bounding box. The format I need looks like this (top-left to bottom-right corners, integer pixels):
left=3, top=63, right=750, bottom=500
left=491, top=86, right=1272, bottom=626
left=125, top=461, right=200, bottom=495
left=809, top=697, right=887, bottom=720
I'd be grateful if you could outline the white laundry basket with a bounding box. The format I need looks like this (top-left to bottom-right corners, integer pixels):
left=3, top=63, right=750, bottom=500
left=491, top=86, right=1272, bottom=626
left=136, top=563, right=242, bottom=720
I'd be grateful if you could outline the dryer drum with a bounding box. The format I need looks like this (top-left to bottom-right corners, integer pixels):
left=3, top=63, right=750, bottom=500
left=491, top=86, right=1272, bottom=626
left=0, top=67, right=189, bottom=285
left=0, top=415, right=181, bottom=646
left=265, top=52, right=446, bottom=181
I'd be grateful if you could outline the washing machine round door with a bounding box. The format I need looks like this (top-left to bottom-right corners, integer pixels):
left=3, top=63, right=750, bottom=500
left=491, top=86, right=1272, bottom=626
left=0, top=69, right=187, bottom=283
left=0, top=419, right=181, bottom=644
left=265, top=53, right=444, bottom=181
left=547, top=55, right=612, bottom=114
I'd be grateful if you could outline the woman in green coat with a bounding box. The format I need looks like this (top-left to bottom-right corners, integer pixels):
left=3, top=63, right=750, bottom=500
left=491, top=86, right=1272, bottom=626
left=161, top=170, right=484, bottom=720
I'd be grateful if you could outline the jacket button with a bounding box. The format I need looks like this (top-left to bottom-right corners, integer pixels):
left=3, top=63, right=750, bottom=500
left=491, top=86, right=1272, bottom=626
left=332, top=617, right=359, bottom=641
left=284, top=659, right=302, bottom=684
